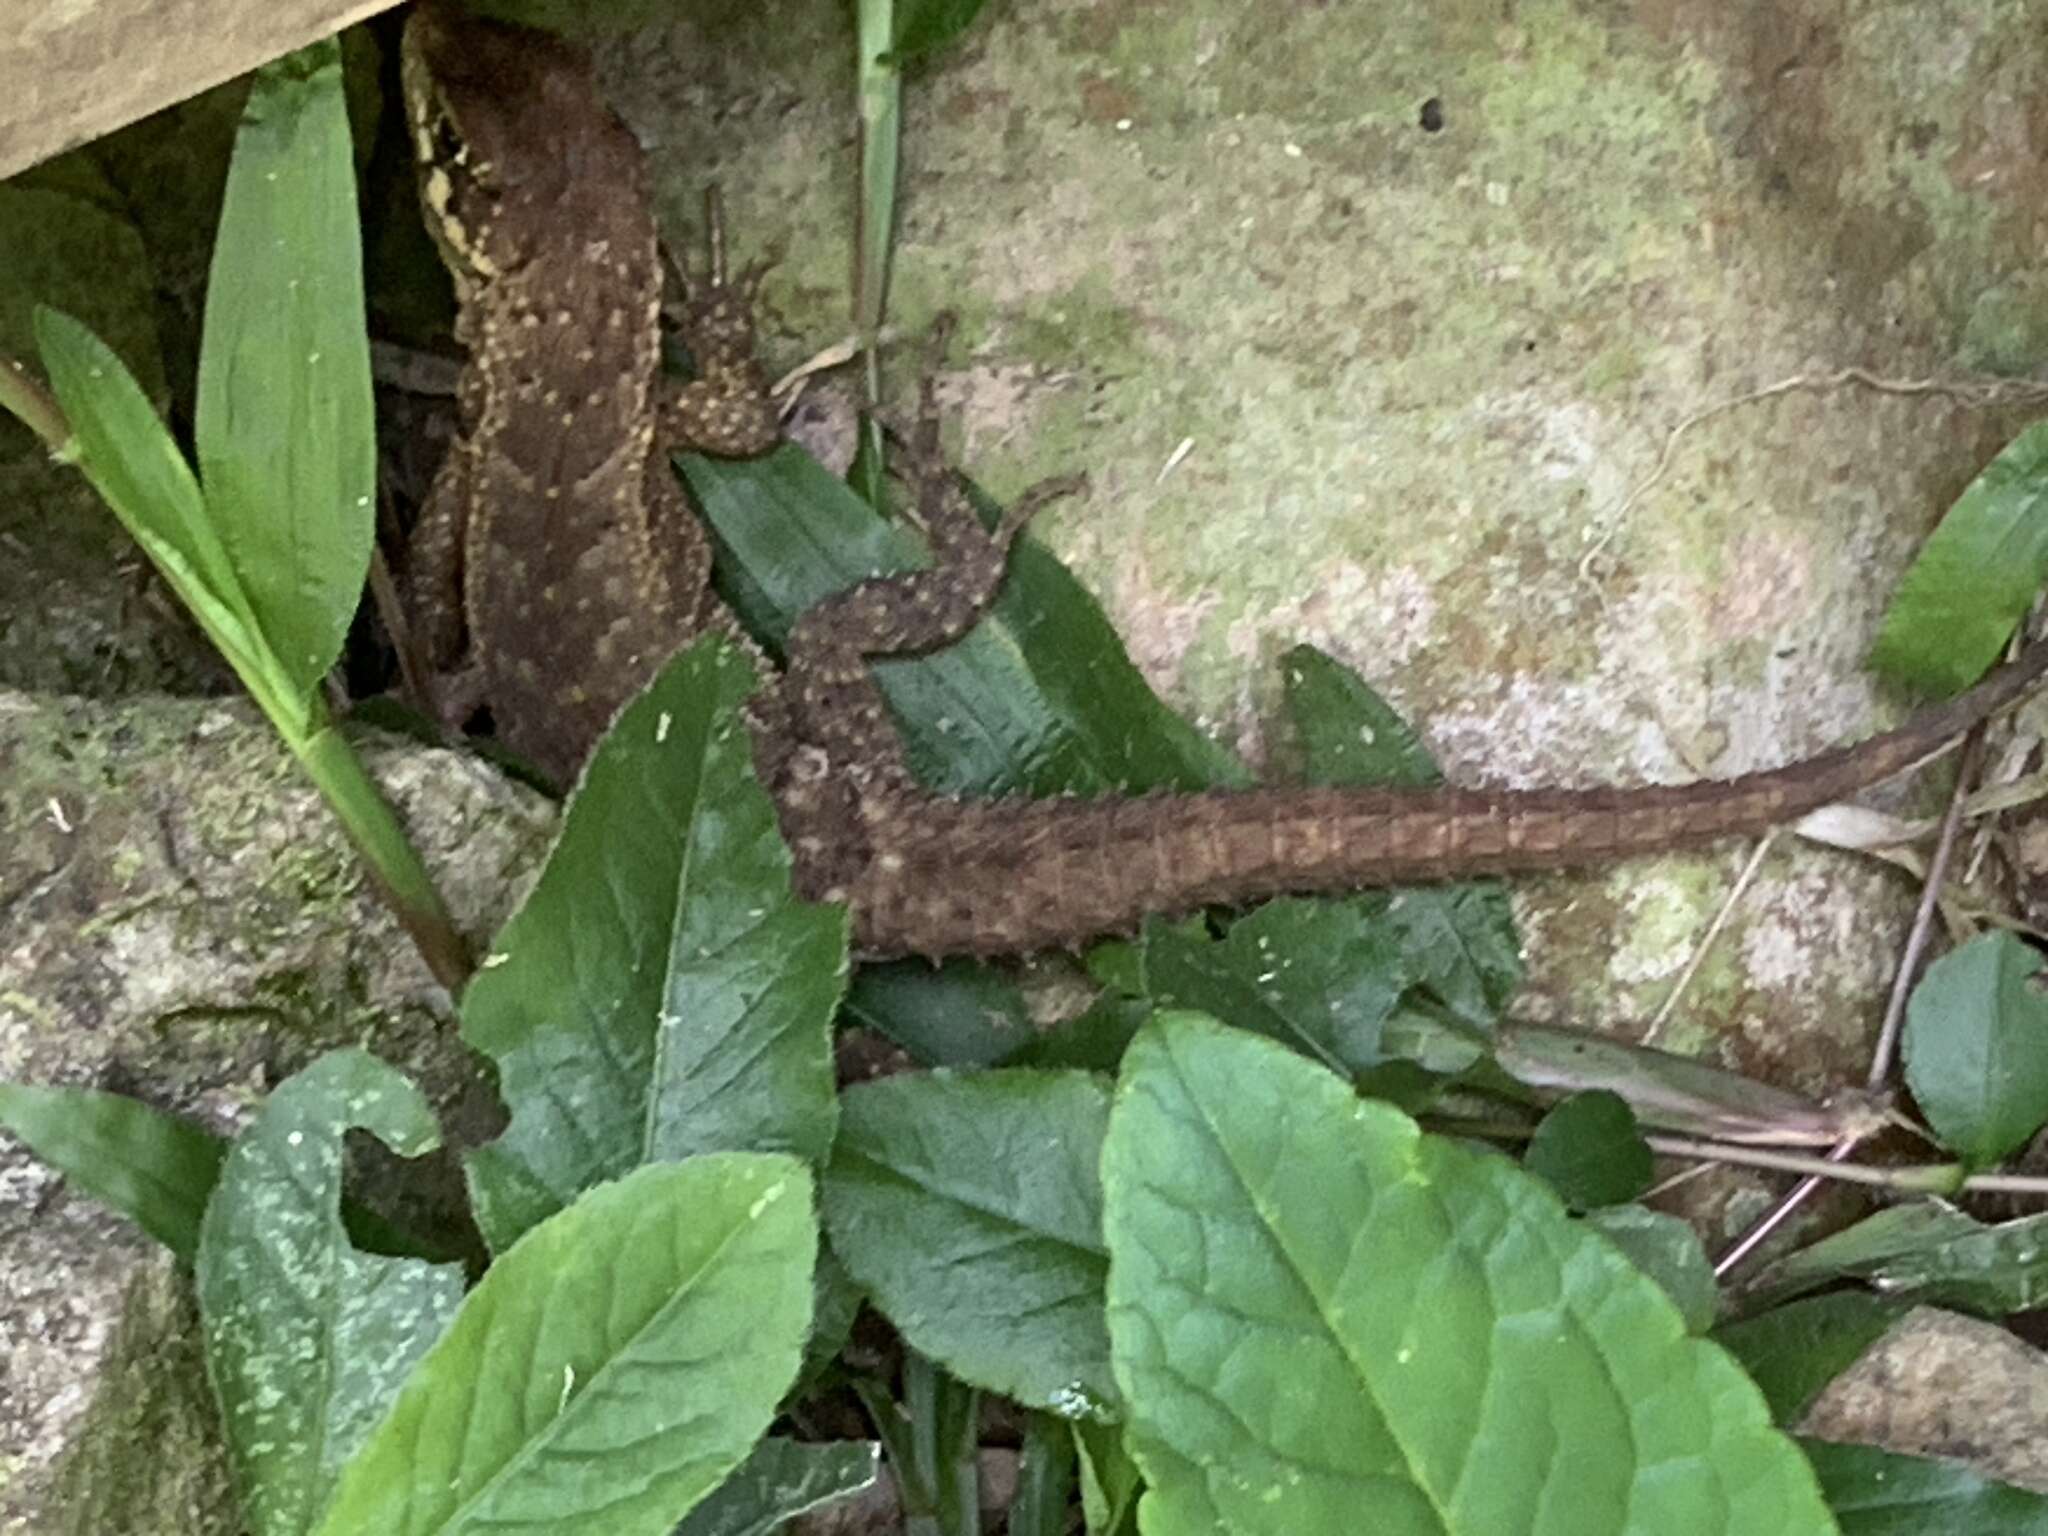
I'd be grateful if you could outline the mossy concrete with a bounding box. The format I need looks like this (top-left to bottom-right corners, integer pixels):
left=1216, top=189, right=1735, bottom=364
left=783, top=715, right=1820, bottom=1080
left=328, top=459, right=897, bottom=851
left=614, top=0, right=2047, bottom=1067
left=0, top=692, right=549, bottom=1529
left=6, top=1, right=2048, bottom=1522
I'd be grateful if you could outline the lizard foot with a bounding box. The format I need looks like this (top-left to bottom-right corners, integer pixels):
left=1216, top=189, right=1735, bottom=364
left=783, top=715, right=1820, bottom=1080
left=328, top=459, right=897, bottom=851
left=657, top=186, right=781, bottom=458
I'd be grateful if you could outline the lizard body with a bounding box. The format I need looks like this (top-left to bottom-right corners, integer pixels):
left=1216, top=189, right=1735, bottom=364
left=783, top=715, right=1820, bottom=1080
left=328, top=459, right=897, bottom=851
left=401, top=4, right=2048, bottom=961
left=400, top=4, right=777, bottom=788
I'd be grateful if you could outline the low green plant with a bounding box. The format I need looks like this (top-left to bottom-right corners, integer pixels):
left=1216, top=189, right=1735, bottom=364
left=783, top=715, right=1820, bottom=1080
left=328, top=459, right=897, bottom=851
left=12, top=10, right=2048, bottom=1536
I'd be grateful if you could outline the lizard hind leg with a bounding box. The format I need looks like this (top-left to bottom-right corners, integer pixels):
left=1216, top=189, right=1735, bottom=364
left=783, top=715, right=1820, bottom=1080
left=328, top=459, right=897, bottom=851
left=779, top=323, right=1086, bottom=793
left=861, top=310, right=1090, bottom=655
left=772, top=320, right=1087, bottom=913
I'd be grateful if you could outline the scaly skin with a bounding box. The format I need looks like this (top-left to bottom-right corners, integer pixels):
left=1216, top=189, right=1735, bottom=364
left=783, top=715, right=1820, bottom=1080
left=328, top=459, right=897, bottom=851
left=400, top=3, right=2048, bottom=959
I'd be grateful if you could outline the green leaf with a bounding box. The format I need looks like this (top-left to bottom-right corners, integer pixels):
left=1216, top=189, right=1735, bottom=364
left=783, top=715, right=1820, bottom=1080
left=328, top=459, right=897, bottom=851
left=1583, top=1206, right=1718, bottom=1334
left=1803, top=1439, right=2048, bottom=1534
left=798, top=1243, right=865, bottom=1394
left=1280, top=644, right=1522, bottom=1027
left=463, top=639, right=846, bottom=1253
left=892, top=0, right=992, bottom=60
left=685, top=445, right=1244, bottom=799
left=847, top=413, right=890, bottom=511
left=852, top=6, right=899, bottom=344
left=197, top=1050, right=462, bottom=1536
left=1123, top=900, right=1409, bottom=1078
left=823, top=1070, right=1116, bottom=1419
left=856, top=1354, right=981, bottom=1536
left=194, top=37, right=374, bottom=692
left=33, top=308, right=289, bottom=720
left=1280, top=643, right=1442, bottom=789
left=672, top=1436, right=880, bottom=1536
left=1369, top=883, right=1525, bottom=1027
left=1525, top=1091, right=1653, bottom=1210
left=1010, top=1412, right=1080, bottom=1536
left=1102, top=1014, right=1835, bottom=1536
left=1902, top=931, right=2048, bottom=1165
left=314, top=1153, right=814, bottom=1536
left=1871, top=421, right=2048, bottom=694
left=1004, top=993, right=1154, bottom=1073
left=1713, top=1294, right=1912, bottom=1424
left=1751, top=1204, right=2048, bottom=1316
left=1074, top=1419, right=1142, bottom=1536
left=0, top=1083, right=223, bottom=1261
left=1493, top=1022, right=1866, bottom=1143
left=35, top=307, right=239, bottom=615
left=846, top=957, right=1037, bottom=1068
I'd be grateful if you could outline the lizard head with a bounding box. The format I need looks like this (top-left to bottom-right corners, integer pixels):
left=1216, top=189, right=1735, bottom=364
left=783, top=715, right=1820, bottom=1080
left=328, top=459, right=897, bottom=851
left=400, top=3, right=651, bottom=292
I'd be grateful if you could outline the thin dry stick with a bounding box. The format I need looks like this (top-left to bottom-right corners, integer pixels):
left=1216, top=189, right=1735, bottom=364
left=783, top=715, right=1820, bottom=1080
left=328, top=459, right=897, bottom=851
left=1580, top=368, right=2048, bottom=583
left=1871, top=728, right=1992, bottom=1084
left=1713, top=727, right=1989, bottom=1278
left=1645, top=1134, right=2048, bottom=1196
left=1645, top=832, right=1778, bottom=1042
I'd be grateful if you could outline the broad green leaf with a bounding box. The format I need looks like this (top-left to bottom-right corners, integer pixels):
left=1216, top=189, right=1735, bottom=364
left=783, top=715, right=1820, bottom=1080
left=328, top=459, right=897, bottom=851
left=0, top=1083, right=223, bottom=1260
left=197, top=1050, right=462, bottom=1536
left=846, top=957, right=1037, bottom=1067
left=1102, top=1015, right=1835, bottom=1536
left=1713, top=1294, right=1912, bottom=1424
left=1004, top=993, right=1154, bottom=1073
left=1583, top=1206, right=1717, bottom=1334
left=1803, top=1439, right=2048, bottom=1534
left=463, top=639, right=846, bottom=1253
left=315, top=1154, right=814, bottom=1536
left=1124, top=900, right=1409, bottom=1078
left=1279, top=643, right=1442, bottom=789
left=1526, top=1091, right=1653, bottom=1210
left=1369, top=883, right=1525, bottom=1027
left=1010, top=1412, right=1080, bottom=1536
left=195, top=38, right=374, bottom=692
left=1751, top=1204, right=2048, bottom=1316
left=685, top=445, right=1244, bottom=800
left=1280, top=644, right=1522, bottom=1027
left=1902, top=932, right=2048, bottom=1165
left=823, top=1070, right=1116, bottom=1419
left=672, top=1437, right=880, bottom=1536
left=1871, top=422, right=2048, bottom=694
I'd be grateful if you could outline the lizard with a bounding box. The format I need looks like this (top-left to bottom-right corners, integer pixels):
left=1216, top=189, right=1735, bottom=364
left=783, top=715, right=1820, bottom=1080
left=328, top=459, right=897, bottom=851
left=399, top=2, right=2048, bottom=962
left=400, top=1, right=780, bottom=791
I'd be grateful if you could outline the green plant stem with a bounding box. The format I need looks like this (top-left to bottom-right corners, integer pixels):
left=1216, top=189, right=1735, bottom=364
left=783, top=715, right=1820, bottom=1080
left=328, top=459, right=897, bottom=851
left=1436, top=1115, right=2048, bottom=1195
left=293, top=717, right=471, bottom=992
left=1641, top=1134, right=1983, bottom=1195
left=854, top=0, right=900, bottom=402
left=0, top=354, right=69, bottom=449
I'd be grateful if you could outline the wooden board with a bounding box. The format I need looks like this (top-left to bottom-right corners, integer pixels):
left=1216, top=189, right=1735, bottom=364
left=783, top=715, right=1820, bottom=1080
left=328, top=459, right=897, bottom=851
left=1, top=0, right=397, bottom=180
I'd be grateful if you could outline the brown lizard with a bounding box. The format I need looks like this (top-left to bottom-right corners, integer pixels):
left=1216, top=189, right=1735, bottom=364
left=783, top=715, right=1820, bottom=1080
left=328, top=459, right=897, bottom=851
left=400, top=3, right=2048, bottom=961
left=400, top=3, right=778, bottom=790
left=777, top=406, right=2048, bottom=956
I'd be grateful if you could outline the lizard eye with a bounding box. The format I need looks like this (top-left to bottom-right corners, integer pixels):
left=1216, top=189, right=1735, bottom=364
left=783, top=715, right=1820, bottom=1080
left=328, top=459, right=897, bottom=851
left=427, top=112, right=466, bottom=171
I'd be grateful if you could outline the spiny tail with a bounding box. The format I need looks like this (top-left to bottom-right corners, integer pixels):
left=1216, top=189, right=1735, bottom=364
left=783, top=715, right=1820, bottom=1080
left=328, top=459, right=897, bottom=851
left=853, top=637, right=2048, bottom=957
